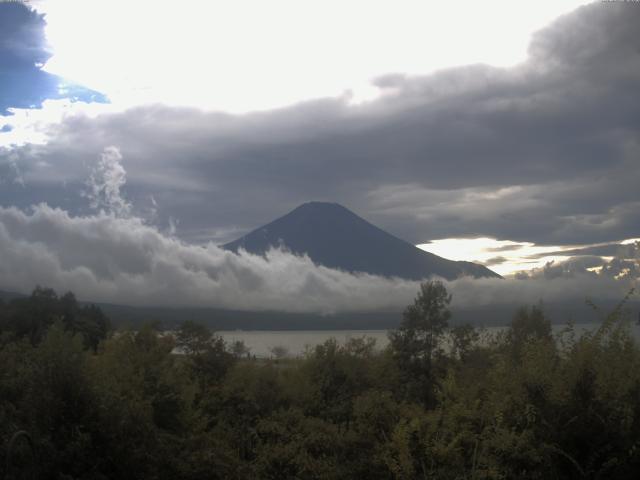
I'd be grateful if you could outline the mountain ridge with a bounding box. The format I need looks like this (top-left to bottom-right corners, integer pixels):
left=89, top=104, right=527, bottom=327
left=223, top=201, right=501, bottom=281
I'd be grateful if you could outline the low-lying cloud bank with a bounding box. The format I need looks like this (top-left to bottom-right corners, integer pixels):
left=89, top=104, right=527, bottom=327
left=0, top=204, right=418, bottom=313
left=0, top=205, right=636, bottom=314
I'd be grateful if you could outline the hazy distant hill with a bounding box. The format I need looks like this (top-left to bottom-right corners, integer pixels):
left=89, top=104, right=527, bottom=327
left=224, top=202, right=500, bottom=281
left=5, top=287, right=636, bottom=331
left=0, top=289, right=26, bottom=301
left=91, top=299, right=638, bottom=331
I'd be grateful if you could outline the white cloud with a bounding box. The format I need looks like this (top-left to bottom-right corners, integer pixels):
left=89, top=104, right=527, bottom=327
left=0, top=99, right=114, bottom=148
left=0, top=204, right=635, bottom=315
left=84, top=146, right=130, bottom=217
left=448, top=270, right=635, bottom=310
left=0, top=204, right=420, bottom=312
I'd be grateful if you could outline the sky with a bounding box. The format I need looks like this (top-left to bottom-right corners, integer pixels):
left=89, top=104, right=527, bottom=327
left=0, top=0, right=638, bottom=311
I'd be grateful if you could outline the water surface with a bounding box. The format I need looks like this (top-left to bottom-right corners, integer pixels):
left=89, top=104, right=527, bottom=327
left=218, top=322, right=640, bottom=358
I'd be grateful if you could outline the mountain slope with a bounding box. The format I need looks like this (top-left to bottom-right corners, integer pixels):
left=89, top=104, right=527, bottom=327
left=223, top=202, right=501, bottom=280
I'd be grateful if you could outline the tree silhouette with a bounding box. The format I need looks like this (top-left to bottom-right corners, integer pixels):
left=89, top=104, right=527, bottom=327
left=389, top=280, right=451, bottom=405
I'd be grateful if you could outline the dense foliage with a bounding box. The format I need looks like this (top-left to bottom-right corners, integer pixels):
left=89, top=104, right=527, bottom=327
left=1, top=284, right=639, bottom=479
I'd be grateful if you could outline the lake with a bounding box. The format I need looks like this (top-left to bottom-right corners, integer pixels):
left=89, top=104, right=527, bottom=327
left=218, top=322, right=640, bottom=358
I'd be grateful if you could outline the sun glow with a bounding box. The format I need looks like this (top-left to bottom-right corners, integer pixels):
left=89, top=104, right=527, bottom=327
left=418, top=237, right=639, bottom=277
left=35, top=0, right=590, bottom=113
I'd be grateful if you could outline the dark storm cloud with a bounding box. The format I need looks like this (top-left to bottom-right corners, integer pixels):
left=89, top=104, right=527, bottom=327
left=2, top=3, right=639, bottom=246
left=483, top=256, right=508, bottom=267
left=485, top=244, right=528, bottom=253
left=0, top=2, right=50, bottom=68
left=0, top=3, right=107, bottom=115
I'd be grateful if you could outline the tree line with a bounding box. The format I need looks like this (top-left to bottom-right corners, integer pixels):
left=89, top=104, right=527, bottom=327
left=1, top=283, right=639, bottom=479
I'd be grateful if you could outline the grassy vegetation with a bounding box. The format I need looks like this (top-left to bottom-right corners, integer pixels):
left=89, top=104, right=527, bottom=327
left=1, top=284, right=639, bottom=479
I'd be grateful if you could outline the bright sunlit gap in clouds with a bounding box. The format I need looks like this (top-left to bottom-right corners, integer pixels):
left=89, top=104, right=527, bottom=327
left=419, top=238, right=640, bottom=277
left=420, top=238, right=575, bottom=276
left=36, top=0, right=591, bottom=113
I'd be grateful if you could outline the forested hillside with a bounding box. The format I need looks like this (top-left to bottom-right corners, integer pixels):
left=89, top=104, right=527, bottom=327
left=1, top=284, right=639, bottom=479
